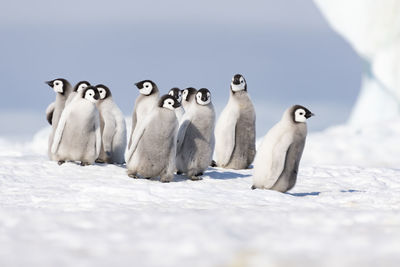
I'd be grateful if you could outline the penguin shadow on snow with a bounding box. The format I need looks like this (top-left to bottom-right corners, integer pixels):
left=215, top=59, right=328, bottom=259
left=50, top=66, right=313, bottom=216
left=205, top=169, right=251, bottom=180
left=286, top=192, right=321, bottom=197
left=287, top=189, right=363, bottom=197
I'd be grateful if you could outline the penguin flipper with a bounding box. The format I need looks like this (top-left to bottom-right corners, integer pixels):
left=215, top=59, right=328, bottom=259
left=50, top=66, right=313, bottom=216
left=94, top=112, right=102, bottom=158
left=262, top=132, right=294, bottom=189
left=51, top=106, right=71, bottom=154
left=45, top=102, right=55, bottom=125
left=176, top=118, right=191, bottom=152
left=125, top=115, right=150, bottom=163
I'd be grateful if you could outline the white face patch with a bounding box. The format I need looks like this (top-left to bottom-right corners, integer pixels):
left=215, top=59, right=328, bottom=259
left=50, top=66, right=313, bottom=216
left=294, top=108, right=307, bottom=123
left=182, top=90, right=189, bottom=101
left=231, top=78, right=246, bottom=92
left=77, top=83, right=88, bottom=93
left=53, top=80, right=64, bottom=93
left=177, top=91, right=182, bottom=103
left=98, top=88, right=107, bottom=99
left=84, top=89, right=98, bottom=103
left=196, top=92, right=211, bottom=105
left=139, top=82, right=153, bottom=95
left=162, top=99, right=175, bottom=110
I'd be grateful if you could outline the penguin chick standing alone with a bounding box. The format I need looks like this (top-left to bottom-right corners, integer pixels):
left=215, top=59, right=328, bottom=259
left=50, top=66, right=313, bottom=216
left=125, top=95, right=180, bottom=182
left=65, top=81, right=91, bottom=105
left=214, top=74, right=256, bottom=169
left=45, top=78, right=72, bottom=160
left=176, top=88, right=215, bottom=180
left=252, top=105, right=314, bottom=192
left=128, top=80, right=159, bottom=149
left=168, top=87, right=185, bottom=122
left=95, top=84, right=127, bottom=164
left=51, top=86, right=102, bottom=166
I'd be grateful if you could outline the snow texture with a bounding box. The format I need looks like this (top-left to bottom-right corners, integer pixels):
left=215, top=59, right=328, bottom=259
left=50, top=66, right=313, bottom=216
left=1, top=124, right=400, bottom=267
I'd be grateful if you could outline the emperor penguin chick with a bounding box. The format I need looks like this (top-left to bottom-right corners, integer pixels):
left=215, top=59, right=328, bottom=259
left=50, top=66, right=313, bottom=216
left=168, top=87, right=185, bottom=122
left=176, top=88, right=216, bottom=180
left=214, top=74, right=256, bottom=169
left=252, top=105, right=314, bottom=192
left=180, top=87, right=197, bottom=113
left=125, top=95, right=180, bottom=182
left=45, top=78, right=73, bottom=160
left=66, top=81, right=91, bottom=105
left=95, top=84, right=127, bottom=164
left=51, top=86, right=102, bottom=166
left=128, top=80, right=159, bottom=149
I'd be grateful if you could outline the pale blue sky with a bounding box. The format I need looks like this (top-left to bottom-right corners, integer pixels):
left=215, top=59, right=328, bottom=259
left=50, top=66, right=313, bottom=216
left=0, top=0, right=362, bottom=137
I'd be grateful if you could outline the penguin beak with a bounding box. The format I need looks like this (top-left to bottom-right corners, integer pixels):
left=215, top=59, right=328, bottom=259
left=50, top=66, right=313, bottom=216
left=305, top=112, right=315, bottom=119
left=173, top=101, right=181, bottom=108
left=45, top=81, right=53, bottom=87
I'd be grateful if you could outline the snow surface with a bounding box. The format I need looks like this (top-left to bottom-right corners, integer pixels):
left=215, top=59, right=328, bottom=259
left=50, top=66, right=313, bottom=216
left=1, top=125, right=400, bottom=267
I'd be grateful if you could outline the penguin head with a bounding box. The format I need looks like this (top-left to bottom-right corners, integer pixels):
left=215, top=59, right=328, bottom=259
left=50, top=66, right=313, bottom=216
left=82, top=86, right=100, bottom=103
left=168, top=87, right=182, bottom=103
left=95, top=84, right=112, bottom=100
left=73, top=81, right=91, bottom=93
left=158, top=94, right=181, bottom=111
left=181, top=87, right=197, bottom=102
left=230, top=74, right=247, bottom=92
left=135, top=80, right=158, bottom=96
left=292, top=105, right=314, bottom=123
left=45, top=78, right=71, bottom=95
left=195, top=88, right=211, bottom=105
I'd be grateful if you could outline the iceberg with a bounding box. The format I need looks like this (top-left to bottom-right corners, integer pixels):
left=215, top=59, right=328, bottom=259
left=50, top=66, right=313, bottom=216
left=314, top=0, right=400, bottom=125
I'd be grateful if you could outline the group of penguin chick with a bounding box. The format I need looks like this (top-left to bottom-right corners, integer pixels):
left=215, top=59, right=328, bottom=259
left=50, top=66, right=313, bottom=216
left=45, top=74, right=314, bottom=193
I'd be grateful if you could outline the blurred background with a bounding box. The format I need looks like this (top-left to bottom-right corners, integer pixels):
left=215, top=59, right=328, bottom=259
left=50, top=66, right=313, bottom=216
left=0, top=0, right=362, bottom=139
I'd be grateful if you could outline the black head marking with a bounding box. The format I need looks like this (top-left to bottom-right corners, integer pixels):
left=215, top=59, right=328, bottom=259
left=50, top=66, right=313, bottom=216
left=83, top=86, right=100, bottom=100
left=291, top=104, right=314, bottom=123
left=73, top=81, right=91, bottom=92
left=169, top=87, right=181, bottom=99
left=230, top=74, right=247, bottom=93
left=45, top=78, right=71, bottom=95
left=158, top=94, right=181, bottom=108
left=134, top=80, right=158, bottom=94
left=95, top=84, right=112, bottom=99
left=183, top=87, right=197, bottom=102
left=197, top=88, right=211, bottom=103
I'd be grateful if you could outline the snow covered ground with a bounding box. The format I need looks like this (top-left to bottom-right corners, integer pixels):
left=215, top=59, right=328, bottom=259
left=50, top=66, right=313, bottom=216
left=1, top=123, right=400, bottom=267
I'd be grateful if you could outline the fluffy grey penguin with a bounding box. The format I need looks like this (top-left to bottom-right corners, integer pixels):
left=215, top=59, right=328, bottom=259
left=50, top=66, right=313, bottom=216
left=125, top=95, right=180, bottom=182
left=168, top=87, right=185, bottom=122
left=45, top=78, right=73, bottom=160
left=176, top=88, right=216, bottom=180
left=252, top=105, right=314, bottom=192
left=95, top=84, right=127, bottom=164
left=65, top=81, right=91, bottom=105
left=214, top=74, right=256, bottom=169
left=51, top=86, right=102, bottom=166
left=128, top=80, right=160, bottom=149
left=46, top=81, right=89, bottom=125
left=180, top=87, right=197, bottom=113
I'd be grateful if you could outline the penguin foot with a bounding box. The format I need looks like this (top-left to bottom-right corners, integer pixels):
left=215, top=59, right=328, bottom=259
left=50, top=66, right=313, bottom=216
left=251, top=185, right=257, bottom=190
left=190, top=175, right=203, bottom=181
left=161, top=180, right=170, bottom=183
left=210, top=160, right=217, bottom=167
left=57, top=160, right=65, bottom=166
left=80, top=162, right=90, bottom=166
left=145, top=177, right=151, bottom=180
left=128, top=173, right=138, bottom=179
left=95, top=159, right=105, bottom=164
